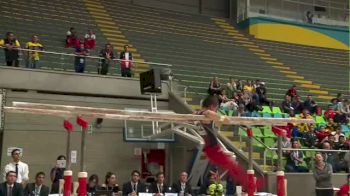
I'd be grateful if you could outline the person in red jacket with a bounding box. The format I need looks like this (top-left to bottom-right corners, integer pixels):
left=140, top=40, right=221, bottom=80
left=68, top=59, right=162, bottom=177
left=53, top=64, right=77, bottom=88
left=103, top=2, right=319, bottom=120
left=286, top=84, right=298, bottom=99
left=119, top=45, right=133, bottom=77
left=337, top=174, right=350, bottom=196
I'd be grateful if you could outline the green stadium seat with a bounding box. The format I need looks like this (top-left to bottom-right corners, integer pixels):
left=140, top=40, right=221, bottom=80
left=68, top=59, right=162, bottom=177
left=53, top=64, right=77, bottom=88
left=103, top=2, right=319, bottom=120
left=272, top=107, right=282, bottom=114
left=238, top=128, right=247, bottom=137
left=341, top=124, right=350, bottom=133
left=315, top=116, right=326, bottom=124
left=262, top=106, right=272, bottom=113
left=284, top=113, right=290, bottom=118
left=253, top=138, right=264, bottom=148
left=274, top=113, right=283, bottom=118
left=264, top=138, right=276, bottom=147
left=262, top=113, right=272, bottom=118
left=266, top=151, right=278, bottom=160
left=252, top=127, right=264, bottom=137
left=263, top=126, right=277, bottom=138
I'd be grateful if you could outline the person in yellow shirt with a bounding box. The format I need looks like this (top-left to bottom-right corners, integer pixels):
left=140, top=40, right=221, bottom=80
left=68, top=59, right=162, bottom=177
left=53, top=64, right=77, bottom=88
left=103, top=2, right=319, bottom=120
left=25, top=35, right=43, bottom=69
left=0, top=32, right=21, bottom=67
left=298, top=109, right=314, bottom=133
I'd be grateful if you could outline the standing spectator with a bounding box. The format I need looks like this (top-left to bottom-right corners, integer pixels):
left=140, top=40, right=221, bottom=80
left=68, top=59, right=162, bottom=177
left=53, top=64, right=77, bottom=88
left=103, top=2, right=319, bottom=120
left=313, top=152, right=333, bottom=196
left=256, top=82, right=271, bottom=106
left=334, top=99, right=350, bottom=124
left=0, top=171, right=24, bottom=196
left=120, top=45, right=133, bottom=77
left=0, top=32, right=21, bottom=67
left=337, top=174, right=350, bottom=196
left=172, top=172, right=192, bottom=196
left=150, top=172, right=170, bottom=195
left=304, top=95, right=318, bottom=114
left=25, top=35, right=43, bottom=69
left=285, top=140, right=308, bottom=172
left=66, top=27, right=80, bottom=48
left=286, top=84, right=298, bottom=98
left=207, top=77, right=221, bottom=95
left=98, top=43, right=115, bottom=75
left=4, top=149, right=29, bottom=186
left=225, top=77, right=237, bottom=99
left=50, top=155, right=66, bottom=194
left=24, top=171, right=50, bottom=196
left=292, top=95, right=304, bottom=114
left=122, top=170, right=146, bottom=196
left=87, top=174, right=99, bottom=194
left=281, top=95, right=293, bottom=114
left=84, top=29, right=96, bottom=49
left=74, top=43, right=89, bottom=73
left=100, top=172, right=119, bottom=194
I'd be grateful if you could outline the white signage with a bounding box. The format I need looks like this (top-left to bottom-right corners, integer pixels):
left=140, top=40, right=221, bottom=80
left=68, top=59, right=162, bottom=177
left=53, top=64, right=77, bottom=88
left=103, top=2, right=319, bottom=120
left=7, top=147, right=23, bottom=156
left=71, top=150, right=77, bottom=163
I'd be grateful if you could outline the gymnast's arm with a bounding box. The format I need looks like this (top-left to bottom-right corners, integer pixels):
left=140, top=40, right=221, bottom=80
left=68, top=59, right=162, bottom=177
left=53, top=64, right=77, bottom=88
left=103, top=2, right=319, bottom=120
left=200, top=110, right=230, bottom=125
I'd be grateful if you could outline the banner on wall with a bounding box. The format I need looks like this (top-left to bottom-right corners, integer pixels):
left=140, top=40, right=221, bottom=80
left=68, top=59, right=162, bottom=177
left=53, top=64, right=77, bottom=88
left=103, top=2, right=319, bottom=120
left=0, top=89, right=6, bottom=132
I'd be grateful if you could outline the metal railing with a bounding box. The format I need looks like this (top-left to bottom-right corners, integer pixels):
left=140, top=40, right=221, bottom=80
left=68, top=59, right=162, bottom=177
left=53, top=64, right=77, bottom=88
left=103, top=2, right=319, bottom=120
left=0, top=46, right=172, bottom=74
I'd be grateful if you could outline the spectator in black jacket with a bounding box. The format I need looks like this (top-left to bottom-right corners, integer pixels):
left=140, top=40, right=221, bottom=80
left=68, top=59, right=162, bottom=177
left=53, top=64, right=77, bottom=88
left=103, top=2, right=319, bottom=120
left=150, top=172, right=170, bottom=195
left=172, top=172, right=192, bottom=195
left=122, top=170, right=146, bottom=196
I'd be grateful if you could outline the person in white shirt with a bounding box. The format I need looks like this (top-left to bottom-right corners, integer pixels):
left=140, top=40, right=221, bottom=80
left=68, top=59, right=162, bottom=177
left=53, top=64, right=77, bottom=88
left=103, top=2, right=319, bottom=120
left=84, top=29, right=96, bottom=49
left=119, top=45, right=133, bottom=77
left=4, top=149, right=29, bottom=185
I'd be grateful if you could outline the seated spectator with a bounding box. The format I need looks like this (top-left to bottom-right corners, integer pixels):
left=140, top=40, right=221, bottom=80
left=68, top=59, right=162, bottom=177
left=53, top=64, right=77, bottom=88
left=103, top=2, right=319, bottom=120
left=120, top=45, right=133, bottom=77
left=66, top=27, right=80, bottom=48
left=74, top=43, right=89, bottom=73
left=50, top=155, right=66, bottom=194
left=225, top=77, right=237, bottom=99
left=316, top=126, right=331, bottom=144
left=274, top=129, right=291, bottom=157
left=150, top=172, right=170, bottom=194
left=243, top=80, right=254, bottom=93
left=84, top=29, right=96, bottom=49
left=335, top=134, right=349, bottom=150
left=297, top=109, right=314, bottom=133
left=236, top=80, right=244, bottom=91
left=208, top=77, right=221, bottom=95
left=281, top=95, right=293, bottom=114
left=87, top=174, right=99, bottom=194
left=24, top=171, right=49, bottom=196
left=335, top=134, right=349, bottom=172
left=0, top=32, right=21, bottom=67
left=122, top=170, right=146, bottom=196
left=325, top=118, right=337, bottom=134
left=322, top=141, right=339, bottom=172
left=313, top=152, right=333, bottom=196
left=292, top=95, right=304, bottom=114
left=218, top=89, right=238, bottom=111
left=333, top=126, right=342, bottom=142
left=286, top=84, right=298, bottom=98
left=100, top=172, right=119, bottom=194
left=337, top=174, right=350, bottom=196
left=334, top=99, right=350, bottom=124
left=25, top=34, right=43, bottom=69
left=172, top=172, right=192, bottom=196
left=256, top=82, right=272, bottom=106
left=4, top=149, right=29, bottom=186
left=332, top=93, right=343, bottom=104
left=98, top=43, right=115, bottom=75
left=199, top=172, right=218, bottom=195
left=0, top=171, right=24, bottom=196
left=285, top=140, right=309, bottom=172
left=304, top=95, right=318, bottom=115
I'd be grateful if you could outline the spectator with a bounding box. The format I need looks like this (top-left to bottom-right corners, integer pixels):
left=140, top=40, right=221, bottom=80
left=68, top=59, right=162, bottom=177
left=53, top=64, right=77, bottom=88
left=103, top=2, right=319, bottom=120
left=66, top=27, right=80, bottom=48
left=274, top=129, right=291, bottom=157
left=208, top=77, right=221, bottom=95
left=281, top=95, right=293, bottom=114
left=243, top=80, right=254, bottom=93
left=313, top=152, right=333, bottom=196
left=87, top=174, right=99, bottom=194
left=122, top=170, right=146, bottom=196
left=0, top=171, right=24, bottom=196
left=172, top=172, right=192, bottom=196
left=225, top=77, right=237, bottom=99
left=236, top=80, right=244, bottom=91
left=199, top=172, right=217, bottom=195
left=218, top=89, right=238, bottom=111
left=100, top=172, right=119, bottom=194
left=25, top=35, right=43, bottom=69
left=98, top=43, right=115, bottom=75
left=304, top=95, right=318, bottom=114
left=256, top=82, right=272, bottom=106
left=335, top=134, right=349, bottom=150
left=84, top=29, right=96, bottom=49
left=297, top=109, right=314, bottom=134
left=24, top=171, right=49, bottom=196
left=337, top=174, right=350, bottom=196
left=332, top=93, right=343, bottom=103
left=120, top=45, right=133, bottom=77
left=74, top=43, right=89, bottom=73
left=4, top=149, right=29, bottom=186
left=335, top=134, right=349, bottom=172
left=150, top=172, right=170, bottom=195
left=322, top=141, right=339, bottom=172
left=334, top=99, right=350, bottom=124
left=50, top=155, right=66, bottom=194
left=325, top=118, right=337, bottom=134
left=292, top=95, right=304, bottom=114
left=328, top=99, right=339, bottom=111
left=316, top=126, right=331, bottom=144
left=0, top=32, right=21, bottom=67
left=285, top=140, right=308, bottom=172
left=286, top=84, right=298, bottom=98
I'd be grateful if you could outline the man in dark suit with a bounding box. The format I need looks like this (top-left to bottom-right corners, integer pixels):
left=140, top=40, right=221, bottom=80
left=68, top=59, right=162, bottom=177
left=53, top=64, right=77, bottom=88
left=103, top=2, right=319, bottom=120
left=150, top=172, right=170, bottom=195
left=24, top=172, right=49, bottom=196
left=0, top=171, right=24, bottom=196
left=122, top=170, right=146, bottom=196
left=172, top=172, right=192, bottom=196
